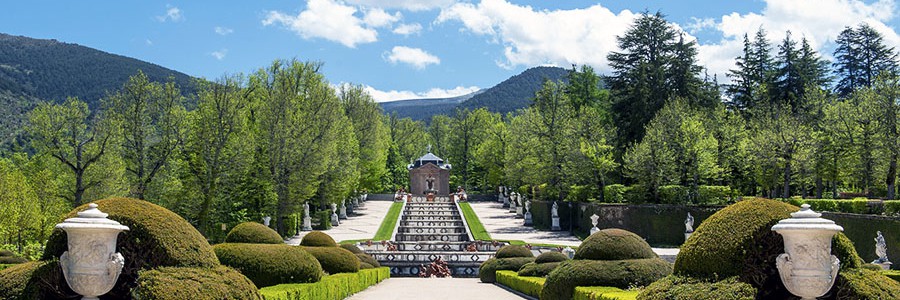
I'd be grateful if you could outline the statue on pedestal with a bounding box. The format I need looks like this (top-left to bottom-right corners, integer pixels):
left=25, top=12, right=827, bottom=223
left=302, top=202, right=312, bottom=231
left=873, top=231, right=892, bottom=270
left=551, top=201, right=561, bottom=231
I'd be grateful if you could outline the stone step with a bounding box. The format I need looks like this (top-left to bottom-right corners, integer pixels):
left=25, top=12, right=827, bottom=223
left=398, top=220, right=465, bottom=227
left=361, top=241, right=505, bottom=252
left=397, top=226, right=467, bottom=234
left=402, top=215, right=462, bottom=221
left=369, top=251, right=495, bottom=278
left=403, top=210, right=460, bottom=216
left=395, top=233, right=469, bottom=242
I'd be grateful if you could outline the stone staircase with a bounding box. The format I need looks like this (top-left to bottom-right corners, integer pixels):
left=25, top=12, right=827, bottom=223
left=364, top=197, right=501, bottom=277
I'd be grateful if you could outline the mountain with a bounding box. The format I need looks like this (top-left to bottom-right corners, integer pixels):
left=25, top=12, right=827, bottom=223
left=379, top=66, right=569, bottom=121
left=0, top=33, right=198, bottom=147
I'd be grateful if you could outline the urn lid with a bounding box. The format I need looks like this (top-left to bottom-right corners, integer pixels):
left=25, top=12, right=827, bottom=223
left=771, top=204, right=843, bottom=232
left=56, top=203, right=130, bottom=231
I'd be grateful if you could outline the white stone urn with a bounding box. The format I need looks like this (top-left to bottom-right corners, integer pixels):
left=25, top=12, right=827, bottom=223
left=771, top=204, right=843, bottom=300
left=262, top=216, right=271, bottom=226
left=562, top=247, right=576, bottom=259
left=56, top=203, right=129, bottom=300
left=590, top=214, right=600, bottom=234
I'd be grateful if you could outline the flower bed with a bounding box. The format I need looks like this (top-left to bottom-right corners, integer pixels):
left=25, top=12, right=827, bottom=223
left=259, top=267, right=389, bottom=300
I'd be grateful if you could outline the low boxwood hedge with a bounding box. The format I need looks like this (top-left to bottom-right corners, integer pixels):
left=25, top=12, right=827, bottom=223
left=259, top=267, right=390, bottom=300
left=783, top=198, right=871, bottom=214
left=574, top=286, right=639, bottom=300
left=835, top=268, right=900, bottom=299
left=535, top=251, right=569, bottom=264
left=214, top=243, right=323, bottom=288
left=636, top=275, right=756, bottom=300
left=0, top=259, right=72, bottom=300
left=496, top=270, right=544, bottom=298
left=495, top=245, right=534, bottom=259
left=884, top=270, right=900, bottom=282
left=356, top=253, right=380, bottom=268
left=300, top=246, right=360, bottom=274
left=0, top=257, right=26, bottom=264
left=575, top=229, right=656, bottom=261
left=133, top=266, right=263, bottom=300
left=226, top=222, right=284, bottom=244
left=479, top=257, right=534, bottom=283
left=541, top=259, right=672, bottom=300
left=340, top=244, right=363, bottom=254
left=301, top=231, right=337, bottom=247
left=516, top=261, right=561, bottom=277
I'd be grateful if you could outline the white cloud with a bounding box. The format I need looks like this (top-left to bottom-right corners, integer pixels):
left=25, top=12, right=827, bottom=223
left=363, top=8, right=402, bottom=28
left=145, top=39, right=153, bottom=46
left=262, top=0, right=378, bottom=48
left=156, top=5, right=183, bottom=22
left=384, top=46, right=441, bottom=69
left=698, top=0, right=900, bottom=81
left=211, top=49, right=228, bottom=60
left=363, top=85, right=480, bottom=102
left=214, top=26, right=234, bottom=36
left=393, top=23, right=423, bottom=35
left=685, top=17, right=716, bottom=35
left=436, top=0, right=638, bottom=70
left=343, top=0, right=456, bottom=11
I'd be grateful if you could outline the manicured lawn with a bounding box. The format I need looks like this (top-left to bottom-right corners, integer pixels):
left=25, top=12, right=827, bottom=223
left=373, top=201, right=403, bottom=241
left=458, top=202, right=492, bottom=240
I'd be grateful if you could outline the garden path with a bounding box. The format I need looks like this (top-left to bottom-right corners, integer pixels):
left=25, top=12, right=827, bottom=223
left=346, top=278, right=526, bottom=300
left=285, top=200, right=394, bottom=244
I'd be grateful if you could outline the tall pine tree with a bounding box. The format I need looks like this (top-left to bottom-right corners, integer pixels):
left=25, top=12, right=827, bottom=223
left=833, top=23, right=899, bottom=98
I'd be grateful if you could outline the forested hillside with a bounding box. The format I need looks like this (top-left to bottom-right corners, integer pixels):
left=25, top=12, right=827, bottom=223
left=458, top=66, right=569, bottom=115
left=0, top=33, right=197, bottom=108
left=380, top=92, right=479, bottom=121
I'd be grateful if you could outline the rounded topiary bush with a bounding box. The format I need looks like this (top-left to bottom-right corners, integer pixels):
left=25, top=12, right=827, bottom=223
left=340, top=243, right=364, bottom=254
left=0, top=250, right=14, bottom=257
left=300, top=231, right=337, bottom=247
left=0, top=259, right=72, bottom=300
left=835, top=268, right=900, bottom=299
left=535, top=251, right=569, bottom=264
left=638, top=275, right=756, bottom=300
left=214, top=243, right=323, bottom=287
left=517, top=261, right=561, bottom=277
left=360, top=262, right=375, bottom=269
left=541, top=258, right=672, bottom=300
left=226, top=222, right=283, bottom=244
left=495, top=245, right=534, bottom=259
left=0, top=256, right=26, bottom=264
left=356, top=253, right=380, bottom=268
left=478, top=257, right=534, bottom=283
left=133, top=266, right=263, bottom=300
left=42, top=198, right=219, bottom=298
left=575, top=228, right=656, bottom=261
left=300, top=246, right=360, bottom=274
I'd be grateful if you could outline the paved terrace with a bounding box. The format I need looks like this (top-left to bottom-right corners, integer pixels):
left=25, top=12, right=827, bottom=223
left=285, top=200, right=394, bottom=244
left=347, top=278, right=526, bottom=300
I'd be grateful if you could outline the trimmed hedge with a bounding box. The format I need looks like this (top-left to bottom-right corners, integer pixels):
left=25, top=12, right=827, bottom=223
left=885, top=201, right=900, bottom=216
left=603, top=184, right=629, bottom=203
left=835, top=268, right=900, bottom=299
left=133, top=266, right=263, bottom=300
left=884, top=270, right=900, bottom=282
left=0, top=259, right=72, bottom=299
left=496, top=270, right=544, bottom=298
left=314, top=211, right=332, bottom=230
left=259, top=267, right=390, bottom=300
left=226, top=222, right=284, bottom=244
left=495, top=245, right=534, bottom=259
left=541, top=259, right=672, bottom=300
left=535, top=251, right=569, bottom=264
left=340, top=243, right=363, bottom=254
left=300, top=246, right=360, bottom=274
left=574, top=286, right=639, bottom=300
left=784, top=198, right=871, bottom=214
left=356, top=253, right=380, bottom=268
left=575, top=229, right=656, bottom=261
left=300, top=231, right=337, bottom=247
left=479, top=257, right=534, bottom=283
left=637, top=275, right=756, bottom=300
left=516, top=261, right=561, bottom=277
left=213, top=243, right=323, bottom=288
left=0, top=257, right=26, bottom=264
left=42, top=198, right=219, bottom=298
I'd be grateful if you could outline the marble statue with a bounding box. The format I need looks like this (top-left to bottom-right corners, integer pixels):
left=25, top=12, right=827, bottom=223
left=875, top=231, right=889, bottom=263
left=304, top=202, right=310, bottom=216
left=551, top=201, right=559, bottom=218
left=685, top=212, right=694, bottom=233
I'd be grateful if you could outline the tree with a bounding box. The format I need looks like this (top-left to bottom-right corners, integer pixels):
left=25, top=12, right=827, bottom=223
left=339, top=85, right=389, bottom=192
left=0, top=158, right=39, bottom=252
left=873, top=75, right=900, bottom=199
left=447, top=108, right=492, bottom=190
left=28, top=97, right=113, bottom=206
left=833, top=23, right=899, bottom=98
left=104, top=71, right=185, bottom=200
left=525, top=80, right=575, bottom=199
left=383, top=113, right=429, bottom=190
left=748, top=105, right=813, bottom=198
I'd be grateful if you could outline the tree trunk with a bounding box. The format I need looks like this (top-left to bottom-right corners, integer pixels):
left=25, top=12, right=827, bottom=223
left=887, top=153, right=897, bottom=200
left=783, top=159, right=791, bottom=198
left=815, top=176, right=823, bottom=199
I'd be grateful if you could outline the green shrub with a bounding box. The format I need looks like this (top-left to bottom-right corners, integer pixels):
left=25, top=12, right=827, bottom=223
left=0, top=250, right=13, bottom=257
left=300, top=231, right=337, bottom=247
left=658, top=185, right=689, bottom=204
left=574, top=286, right=639, bottom=300
left=314, top=211, right=332, bottom=230
left=784, top=198, right=871, bottom=214
left=0, top=259, right=74, bottom=299
left=603, top=184, right=629, bottom=203
left=623, top=184, right=648, bottom=203
left=884, top=270, right=900, bottom=282
left=496, top=270, right=544, bottom=298
left=575, top=228, right=656, bottom=261
left=300, top=246, right=360, bottom=274
left=832, top=232, right=863, bottom=270
left=862, top=263, right=884, bottom=271
left=835, top=268, right=900, bottom=299
left=339, top=243, right=363, bottom=254
left=359, top=262, right=375, bottom=269
left=356, top=253, right=380, bottom=268
left=495, top=245, right=534, bottom=258
left=697, top=185, right=735, bottom=205
left=0, top=257, right=26, bottom=264
left=226, top=222, right=284, bottom=244
left=566, top=185, right=596, bottom=202
left=637, top=275, right=756, bottom=300
left=133, top=266, right=263, bottom=300
left=214, top=243, right=322, bottom=288
left=516, top=261, right=561, bottom=277
left=259, top=267, right=390, bottom=300
left=885, top=201, right=900, bottom=216
left=43, top=198, right=219, bottom=297
left=535, top=251, right=569, bottom=264
left=479, top=257, right=534, bottom=283
left=541, top=259, right=672, bottom=300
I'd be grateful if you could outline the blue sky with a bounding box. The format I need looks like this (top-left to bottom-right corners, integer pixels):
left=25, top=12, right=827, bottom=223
left=2, top=0, right=900, bottom=102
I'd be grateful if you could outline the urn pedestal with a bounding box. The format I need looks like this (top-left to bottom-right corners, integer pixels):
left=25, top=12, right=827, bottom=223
left=56, top=203, right=129, bottom=300
left=771, top=204, right=843, bottom=300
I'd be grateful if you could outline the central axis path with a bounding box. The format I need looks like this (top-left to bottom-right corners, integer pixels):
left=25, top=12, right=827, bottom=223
left=346, top=278, right=526, bottom=300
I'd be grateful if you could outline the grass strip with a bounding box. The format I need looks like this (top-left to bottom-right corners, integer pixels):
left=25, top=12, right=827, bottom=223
left=458, top=202, right=492, bottom=240
left=259, top=267, right=390, bottom=300
left=373, top=202, right=403, bottom=241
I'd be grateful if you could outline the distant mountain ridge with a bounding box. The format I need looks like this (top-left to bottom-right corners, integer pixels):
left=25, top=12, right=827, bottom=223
left=380, top=66, right=569, bottom=121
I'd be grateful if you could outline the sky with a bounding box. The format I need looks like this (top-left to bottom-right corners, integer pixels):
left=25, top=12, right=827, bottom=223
left=2, top=0, right=900, bottom=102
